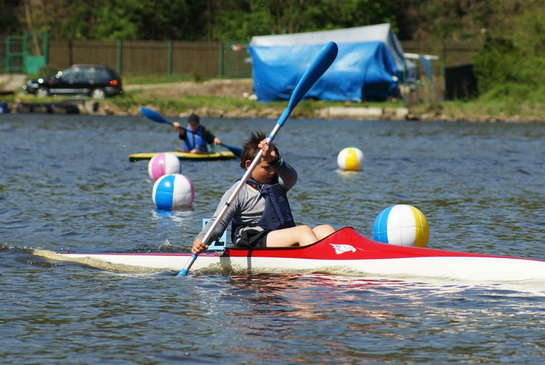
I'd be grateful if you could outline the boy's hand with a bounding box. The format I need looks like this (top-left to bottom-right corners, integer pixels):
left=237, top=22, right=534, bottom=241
left=259, top=139, right=277, bottom=163
left=192, top=237, right=208, bottom=254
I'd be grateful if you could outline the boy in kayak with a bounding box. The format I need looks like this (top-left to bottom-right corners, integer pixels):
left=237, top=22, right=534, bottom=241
left=172, top=113, right=221, bottom=153
left=192, top=131, right=335, bottom=254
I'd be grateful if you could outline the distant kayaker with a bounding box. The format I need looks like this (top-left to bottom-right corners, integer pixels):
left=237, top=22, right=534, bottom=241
left=191, top=130, right=335, bottom=254
left=172, top=113, right=221, bottom=153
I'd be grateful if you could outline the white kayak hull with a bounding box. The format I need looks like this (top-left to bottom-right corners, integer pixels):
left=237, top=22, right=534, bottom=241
left=33, top=227, right=545, bottom=282
left=38, top=252, right=545, bottom=282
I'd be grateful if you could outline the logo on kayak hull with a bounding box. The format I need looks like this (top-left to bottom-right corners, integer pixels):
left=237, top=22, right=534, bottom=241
left=330, top=244, right=356, bottom=255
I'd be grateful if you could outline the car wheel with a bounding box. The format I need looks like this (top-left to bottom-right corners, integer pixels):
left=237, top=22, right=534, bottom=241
left=37, top=87, right=50, bottom=97
left=91, top=88, right=106, bottom=99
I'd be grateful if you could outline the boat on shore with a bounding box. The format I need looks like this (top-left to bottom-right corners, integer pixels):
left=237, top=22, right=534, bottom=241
left=33, top=227, right=545, bottom=282
left=129, top=150, right=236, bottom=162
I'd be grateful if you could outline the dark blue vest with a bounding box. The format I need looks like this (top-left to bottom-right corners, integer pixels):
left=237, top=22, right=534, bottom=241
left=231, top=179, right=295, bottom=242
left=183, top=125, right=207, bottom=151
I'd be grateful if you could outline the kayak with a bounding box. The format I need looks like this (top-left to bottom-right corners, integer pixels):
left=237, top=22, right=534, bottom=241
left=129, top=151, right=236, bottom=162
left=33, top=227, right=545, bottom=282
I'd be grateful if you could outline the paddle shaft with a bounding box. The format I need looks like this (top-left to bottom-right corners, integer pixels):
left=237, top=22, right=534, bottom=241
left=177, top=42, right=338, bottom=276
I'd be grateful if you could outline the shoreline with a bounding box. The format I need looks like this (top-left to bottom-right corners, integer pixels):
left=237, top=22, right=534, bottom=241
left=3, top=98, right=545, bottom=124
left=2, top=78, right=544, bottom=123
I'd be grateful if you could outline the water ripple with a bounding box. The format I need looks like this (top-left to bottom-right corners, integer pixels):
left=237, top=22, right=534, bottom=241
left=1, top=115, right=545, bottom=363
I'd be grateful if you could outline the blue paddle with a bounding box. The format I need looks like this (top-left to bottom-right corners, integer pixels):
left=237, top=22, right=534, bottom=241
left=140, top=107, right=243, bottom=157
left=178, top=41, right=339, bottom=276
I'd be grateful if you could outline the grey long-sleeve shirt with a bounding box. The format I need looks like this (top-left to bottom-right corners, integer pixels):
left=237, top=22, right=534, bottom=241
left=197, top=157, right=297, bottom=245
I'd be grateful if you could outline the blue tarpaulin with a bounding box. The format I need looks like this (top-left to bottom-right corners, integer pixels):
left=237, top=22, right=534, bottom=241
left=248, top=24, right=406, bottom=102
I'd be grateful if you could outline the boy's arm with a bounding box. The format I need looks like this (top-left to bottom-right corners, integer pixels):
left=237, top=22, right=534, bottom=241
left=260, top=139, right=297, bottom=190
left=201, top=127, right=220, bottom=145
left=172, top=122, right=186, bottom=138
left=195, top=184, right=239, bottom=247
left=271, top=157, right=298, bottom=190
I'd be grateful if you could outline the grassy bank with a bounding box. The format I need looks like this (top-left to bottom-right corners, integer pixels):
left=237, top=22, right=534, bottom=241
left=112, top=75, right=545, bottom=122
left=110, top=92, right=545, bottom=123
left=4, top=74, right=544, bottom=123
left=99, top=75, right=407, bottom=119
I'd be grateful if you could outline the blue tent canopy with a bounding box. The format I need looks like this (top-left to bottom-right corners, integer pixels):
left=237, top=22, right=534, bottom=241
left=248, top=24, right=406, bottom=102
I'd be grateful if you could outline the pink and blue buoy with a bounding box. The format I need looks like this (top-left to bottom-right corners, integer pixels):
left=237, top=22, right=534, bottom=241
left=148, top=153, right=181, bottom=181
left=152, top=174, right=194, bottom=210
left=373, top=204, right=429, bottom=247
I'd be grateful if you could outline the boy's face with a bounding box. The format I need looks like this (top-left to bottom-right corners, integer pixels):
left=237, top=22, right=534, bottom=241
left=188, top=122, right=199, bottom=132
left=247, top=159, right=275, bottom=184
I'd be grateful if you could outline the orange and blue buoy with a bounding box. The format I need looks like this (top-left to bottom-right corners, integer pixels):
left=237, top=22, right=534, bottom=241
left=373, top=204, right=429, bottom=247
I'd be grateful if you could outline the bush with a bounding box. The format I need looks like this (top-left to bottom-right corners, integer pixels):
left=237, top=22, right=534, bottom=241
left=36, top=65, right=58, bottom=78
left=473, top=38, right=520, bottom=94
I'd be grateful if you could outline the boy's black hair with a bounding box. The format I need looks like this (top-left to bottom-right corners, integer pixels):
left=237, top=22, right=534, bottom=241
left=188, top=113, right=200, bottom=125
left=240, top=131, right=266, bottom=169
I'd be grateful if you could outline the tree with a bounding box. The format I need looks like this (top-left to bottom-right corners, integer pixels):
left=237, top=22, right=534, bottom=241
left=473, top=1, right=545, bottom=101
left=0, top=0, right=23, bottom=34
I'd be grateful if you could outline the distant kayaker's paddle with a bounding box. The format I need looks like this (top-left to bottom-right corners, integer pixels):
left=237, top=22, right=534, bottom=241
left=177, top=41, right=339, bottom=276
left=140, top=107, right=243, bottom=157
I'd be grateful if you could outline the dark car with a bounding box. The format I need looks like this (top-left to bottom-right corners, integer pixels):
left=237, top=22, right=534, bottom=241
left=23, top=64, right=123, bottom=99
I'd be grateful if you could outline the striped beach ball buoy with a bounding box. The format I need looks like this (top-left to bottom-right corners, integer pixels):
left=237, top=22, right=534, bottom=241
left=152, top=174, right=194, bottom=210
left=148, top=153, right=181, bottom=181
left=337, top=147, right=364, bottom=171
left=372, top=205, right=429, bottom=247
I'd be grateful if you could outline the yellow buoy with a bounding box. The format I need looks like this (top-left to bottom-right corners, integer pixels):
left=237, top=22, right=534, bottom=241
left=337, top=147, right=364, bottom=171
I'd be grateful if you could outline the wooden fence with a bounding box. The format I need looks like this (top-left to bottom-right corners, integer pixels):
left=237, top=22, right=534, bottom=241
left=1, top=36, right=480, bottom=100
left=0, top=39, right=251, bottom=78
left=46, top=40, right=251, bottom=78
left=2, top=37, right=479, bottom=77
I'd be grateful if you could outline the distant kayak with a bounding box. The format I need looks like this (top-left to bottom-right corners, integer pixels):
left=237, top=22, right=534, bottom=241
left=129, top=151, right=237, bottom=162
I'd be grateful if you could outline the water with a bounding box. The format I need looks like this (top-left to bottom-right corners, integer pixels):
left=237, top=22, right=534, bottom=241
left=1, top=114, right=544, bottom=364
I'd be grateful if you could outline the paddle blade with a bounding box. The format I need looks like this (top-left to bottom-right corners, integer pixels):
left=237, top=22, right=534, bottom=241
left=280, top=41, right=338, bottom=126
left=140, top=107, right=173, bottom=125
left=221, top=143, right=243, bottom=158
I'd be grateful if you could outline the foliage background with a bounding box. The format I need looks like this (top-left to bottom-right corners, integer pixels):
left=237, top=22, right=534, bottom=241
left=3, top=0, right=545, bottom=105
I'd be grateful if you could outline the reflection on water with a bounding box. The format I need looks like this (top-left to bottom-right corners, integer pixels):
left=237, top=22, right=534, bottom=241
left=208, top=272, right=545, bottom=363
left=151, top=208, right=194, bottom=223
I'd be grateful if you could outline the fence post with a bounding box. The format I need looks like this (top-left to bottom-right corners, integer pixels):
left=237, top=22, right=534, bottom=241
left=68, top=39, right=73, bottom=65
left=441, top=46, right=446, bottom=101
left=168, top=40, right=173, bottom=75
left=117, top=39, right=123, bottom=74
left=218, top=42, right=223, bottom=78
left=44, top=32, right=49, bottom=65
left=6, top=36, right=11, bottom=73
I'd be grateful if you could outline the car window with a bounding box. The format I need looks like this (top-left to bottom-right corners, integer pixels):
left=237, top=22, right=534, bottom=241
left=62, top=68, right=80, bottom=79
left=95, top=69, right=110, bottom=78
left=82, top=68, right=94, bottom=79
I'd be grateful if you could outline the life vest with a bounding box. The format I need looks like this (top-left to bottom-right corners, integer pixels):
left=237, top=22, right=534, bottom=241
left=183, top=125, right=207, bottom=151
left=231, top=179, right=295, bottom=242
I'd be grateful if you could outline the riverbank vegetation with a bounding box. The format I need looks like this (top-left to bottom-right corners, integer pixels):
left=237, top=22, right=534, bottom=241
left=3, top=1, right=545, bottom=121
